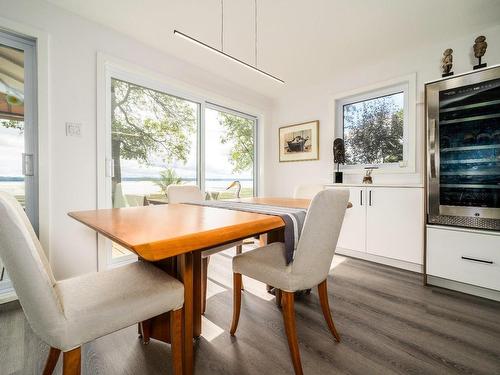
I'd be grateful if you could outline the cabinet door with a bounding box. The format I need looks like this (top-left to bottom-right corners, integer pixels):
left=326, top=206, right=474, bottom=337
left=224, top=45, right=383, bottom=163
left=366, top=188, right=424, bottom=264
left=330, top=187, right=366, bottom=253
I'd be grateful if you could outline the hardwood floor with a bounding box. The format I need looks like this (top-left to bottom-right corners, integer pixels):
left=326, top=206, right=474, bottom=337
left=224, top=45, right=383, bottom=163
left=1, top=250, right=499, bottom=374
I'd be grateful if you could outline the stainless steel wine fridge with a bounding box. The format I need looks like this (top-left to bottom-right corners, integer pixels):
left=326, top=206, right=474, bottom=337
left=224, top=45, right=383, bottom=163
left=426, top=65, right=500, bottom=231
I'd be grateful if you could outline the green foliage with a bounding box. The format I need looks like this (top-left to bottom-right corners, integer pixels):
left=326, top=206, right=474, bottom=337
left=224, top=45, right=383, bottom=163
left=155, top=168, right=183, bottom=197
left=0, top=119, right=23, bottom=133
left=111, top=79, right=196, bottom=179
left=344, top=97, right=403, bottom=165
left=218, top=113, right=254, bottom=173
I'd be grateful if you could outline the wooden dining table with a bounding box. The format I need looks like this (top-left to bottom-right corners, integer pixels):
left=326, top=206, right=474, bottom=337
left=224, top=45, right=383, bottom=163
left=68, top=197, right=318, bottom=374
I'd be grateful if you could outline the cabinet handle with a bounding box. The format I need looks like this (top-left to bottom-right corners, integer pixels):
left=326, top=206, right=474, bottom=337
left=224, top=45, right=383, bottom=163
left=360, top=190, right=363, bottom=206
left=461, top=256, right=493, bottom=265
left=369, top=190, right=372, bottom=206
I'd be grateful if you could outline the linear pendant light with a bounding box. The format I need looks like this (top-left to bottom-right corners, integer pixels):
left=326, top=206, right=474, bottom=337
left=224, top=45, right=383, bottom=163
left=173, top=0, right=284, bottom=84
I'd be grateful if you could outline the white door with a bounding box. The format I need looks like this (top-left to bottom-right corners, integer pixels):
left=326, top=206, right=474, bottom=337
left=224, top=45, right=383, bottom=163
left=331, top=186, right=366, bottom=253
left=366, top=187, right=424, bottom=264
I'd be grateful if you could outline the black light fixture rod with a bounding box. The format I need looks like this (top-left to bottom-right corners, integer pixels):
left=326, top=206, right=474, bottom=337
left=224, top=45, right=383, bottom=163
left=173, top=29, right=285, bottom=84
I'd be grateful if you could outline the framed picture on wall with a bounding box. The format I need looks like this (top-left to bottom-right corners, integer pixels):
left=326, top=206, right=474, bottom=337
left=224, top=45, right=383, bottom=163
left=279, top=120, right=319, bottom=162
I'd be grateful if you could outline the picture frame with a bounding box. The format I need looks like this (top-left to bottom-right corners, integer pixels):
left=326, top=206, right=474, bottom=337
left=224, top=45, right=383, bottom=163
left=279, top=120, right=319, bottom=162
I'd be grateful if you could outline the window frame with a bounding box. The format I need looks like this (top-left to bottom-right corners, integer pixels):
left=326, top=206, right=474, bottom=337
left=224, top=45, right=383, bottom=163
left=97, top=54, right=260, bottom=270
left=334, top=74, right=416, bottom=174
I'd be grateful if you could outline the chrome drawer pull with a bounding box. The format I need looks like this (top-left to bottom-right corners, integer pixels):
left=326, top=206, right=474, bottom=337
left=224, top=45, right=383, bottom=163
left=461, top=256, right=493, bottom=264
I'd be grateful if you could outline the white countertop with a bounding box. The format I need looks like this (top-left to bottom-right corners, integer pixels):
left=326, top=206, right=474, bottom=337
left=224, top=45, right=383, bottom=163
left=325, top=183, right=424, bottom=188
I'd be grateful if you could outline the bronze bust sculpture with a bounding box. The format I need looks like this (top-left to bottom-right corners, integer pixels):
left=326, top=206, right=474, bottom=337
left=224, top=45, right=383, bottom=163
left=441, top=48, right=453, bottom=77
left=473, top=35, right=487, bottom=70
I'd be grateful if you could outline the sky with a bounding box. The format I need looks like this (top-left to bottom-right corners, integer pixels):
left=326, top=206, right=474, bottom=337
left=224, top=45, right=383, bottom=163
left=0, top=125, right=23, bottom=177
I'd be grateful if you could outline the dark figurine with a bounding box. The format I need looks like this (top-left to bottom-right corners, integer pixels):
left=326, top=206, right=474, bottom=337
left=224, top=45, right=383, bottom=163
left=441, top=48, right=453, bottom=77
left=333, top=138, right=345, bottom=183
left=473, top=35, right=487, bottom=70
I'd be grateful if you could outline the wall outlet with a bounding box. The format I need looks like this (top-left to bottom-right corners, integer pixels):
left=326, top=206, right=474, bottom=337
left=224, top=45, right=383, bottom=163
left=66, top=122, right=82, bottom=137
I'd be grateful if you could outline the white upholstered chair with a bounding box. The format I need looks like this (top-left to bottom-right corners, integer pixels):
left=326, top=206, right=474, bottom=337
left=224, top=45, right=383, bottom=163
left=0, top=192, right=185, bottom=375
left=293, top=184, right=324, bottom=199
left=230, top=189, right=349, bottom=375
left=167, top=184, right=243, bottom=314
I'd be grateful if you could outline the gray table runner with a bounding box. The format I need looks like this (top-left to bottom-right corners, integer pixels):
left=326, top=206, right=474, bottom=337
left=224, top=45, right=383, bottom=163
left=184, top=200, right=307, bottom=264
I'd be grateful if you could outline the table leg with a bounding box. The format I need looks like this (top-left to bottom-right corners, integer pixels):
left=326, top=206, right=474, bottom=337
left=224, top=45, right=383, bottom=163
left=260, top=229, right=285, bottom=306
left=193, top=251, right=202, bottom=338
left=179, top=253, right=194, bottom=375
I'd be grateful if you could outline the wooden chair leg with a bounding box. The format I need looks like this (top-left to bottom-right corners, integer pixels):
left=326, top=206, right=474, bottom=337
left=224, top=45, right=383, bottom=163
left=63, top=347, right=81, bottom=375
left=230, top=273, right=242, bottom=335
left=201, top=256, right=209, bottom=315
left=318, top=280, right=341, bottom=342
left=235, top=245, right=244, bottom=290
left=42, top=347, right=61, bottom=375
left=282, top=291, right=303, bottom=375
left=170, top=308, right=184, bottom=375
left=140, top=320, right=151, bottom=344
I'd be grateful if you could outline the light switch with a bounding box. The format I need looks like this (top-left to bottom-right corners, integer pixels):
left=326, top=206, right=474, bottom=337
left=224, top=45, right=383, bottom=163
left=66, top=122, right=82, bottom=137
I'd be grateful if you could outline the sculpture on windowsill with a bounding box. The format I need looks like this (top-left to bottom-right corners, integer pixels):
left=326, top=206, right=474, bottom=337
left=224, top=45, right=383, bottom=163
left=473, top=35, right=487, bottom=70
left=333, top=138, right=345, bottom=183
left=441, top=48, right=454, bottom=77
left=362, top=166, right=378, bottom=184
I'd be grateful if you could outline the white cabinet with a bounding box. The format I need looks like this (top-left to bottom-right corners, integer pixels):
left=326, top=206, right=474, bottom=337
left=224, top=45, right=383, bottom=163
left=427, top=226, right=500, bottom=291
left=337, top=187, right=366, bottom=253
left=366, top=188, right=424, bottom=264
left=327, top=185, right=424, bottom=267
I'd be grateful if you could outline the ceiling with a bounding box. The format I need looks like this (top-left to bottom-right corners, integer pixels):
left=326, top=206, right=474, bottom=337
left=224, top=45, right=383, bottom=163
left=47, top=0, right=500, bottom=99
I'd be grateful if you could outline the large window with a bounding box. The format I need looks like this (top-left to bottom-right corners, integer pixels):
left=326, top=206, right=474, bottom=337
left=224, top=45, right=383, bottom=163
left=100, top=65, right=259, bottom=267
left=335, top=77, right=415, bottom=172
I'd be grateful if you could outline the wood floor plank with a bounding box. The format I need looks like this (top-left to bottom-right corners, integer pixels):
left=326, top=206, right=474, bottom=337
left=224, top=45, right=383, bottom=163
left=1, top=253, right=499, bottom=374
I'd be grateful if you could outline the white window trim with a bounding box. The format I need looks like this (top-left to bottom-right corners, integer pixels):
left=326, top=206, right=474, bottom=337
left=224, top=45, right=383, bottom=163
left=96, top=53, right=262, bottom=270
left=333, top=73, right=417, bottom=174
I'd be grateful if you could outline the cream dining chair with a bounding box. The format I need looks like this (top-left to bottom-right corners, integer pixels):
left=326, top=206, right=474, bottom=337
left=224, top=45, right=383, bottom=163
left=167, top=184, right=243, bottom=314
left=293, top=184, right=325, bottom=199
left=0, top=192, right=185, bottom=375
left=230, top=189, right=349, bottom=375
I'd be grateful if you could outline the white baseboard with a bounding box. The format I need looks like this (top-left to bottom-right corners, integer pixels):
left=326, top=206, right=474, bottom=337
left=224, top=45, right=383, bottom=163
left=336, top=247, right=423, bottom=273
left=427, top=275, right=500, bottom=302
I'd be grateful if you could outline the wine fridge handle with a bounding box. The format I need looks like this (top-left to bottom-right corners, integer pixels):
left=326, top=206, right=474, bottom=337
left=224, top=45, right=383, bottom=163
left=429, top=118, right=437, bottom=179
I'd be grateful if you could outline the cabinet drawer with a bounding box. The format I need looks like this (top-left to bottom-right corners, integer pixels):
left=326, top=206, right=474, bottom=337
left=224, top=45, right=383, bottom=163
left=427, top=227, right=500, bottom=291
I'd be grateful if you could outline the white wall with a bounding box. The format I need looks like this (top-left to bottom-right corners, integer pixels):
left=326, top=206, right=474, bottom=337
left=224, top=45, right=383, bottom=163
left=1, top=0, right=273, bottom=280
left=265, top=24, right=500, bottom=197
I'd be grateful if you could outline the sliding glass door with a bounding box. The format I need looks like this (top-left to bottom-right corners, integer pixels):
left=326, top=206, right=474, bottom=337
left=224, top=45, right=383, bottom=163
left=0, top=32, right=37, bottom=294
left=204, top=105, right=257, bottom=198
left=108, top=78, right=199, bottom=263
left=101, top=63, right=258, bottom=269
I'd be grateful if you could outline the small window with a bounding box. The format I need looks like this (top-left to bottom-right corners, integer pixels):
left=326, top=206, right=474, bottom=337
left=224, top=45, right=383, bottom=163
left=335, top=77, right=415, bottom=172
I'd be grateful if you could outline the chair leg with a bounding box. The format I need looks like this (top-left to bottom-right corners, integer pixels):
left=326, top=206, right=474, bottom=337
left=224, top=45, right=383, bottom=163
left=201, top=256, right=209, bottom=315
left=170, top=308, right=184, bottom=375
left=63, top=347, right=81, bottom=375
left=282, top=291, right=303, bottom=375
left=140, top=320, right=151, bottom=344
left=235, top=245, right=244, bottom=290
left=230, top=273, right=242, bottom=335
left=42, top=347, right=61, bottom=375
left=318, top=280, right=341, bottom=342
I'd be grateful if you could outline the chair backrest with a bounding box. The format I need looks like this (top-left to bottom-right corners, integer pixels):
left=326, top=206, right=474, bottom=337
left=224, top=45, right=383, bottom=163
left=291, top=189, right=349, bottom=286
left=167, top=184, right=204, bottom=204
left=0, top=192, right=64, bottom=344
left=293, top=184, right=324, bottom=199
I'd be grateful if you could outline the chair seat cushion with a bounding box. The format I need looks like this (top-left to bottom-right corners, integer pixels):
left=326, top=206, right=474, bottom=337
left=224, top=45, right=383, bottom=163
left=53, top=261, right=183, bottom=351
left=202, top=241, right=243, bottom=258
left=233, top=242, right=300, bottom=292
